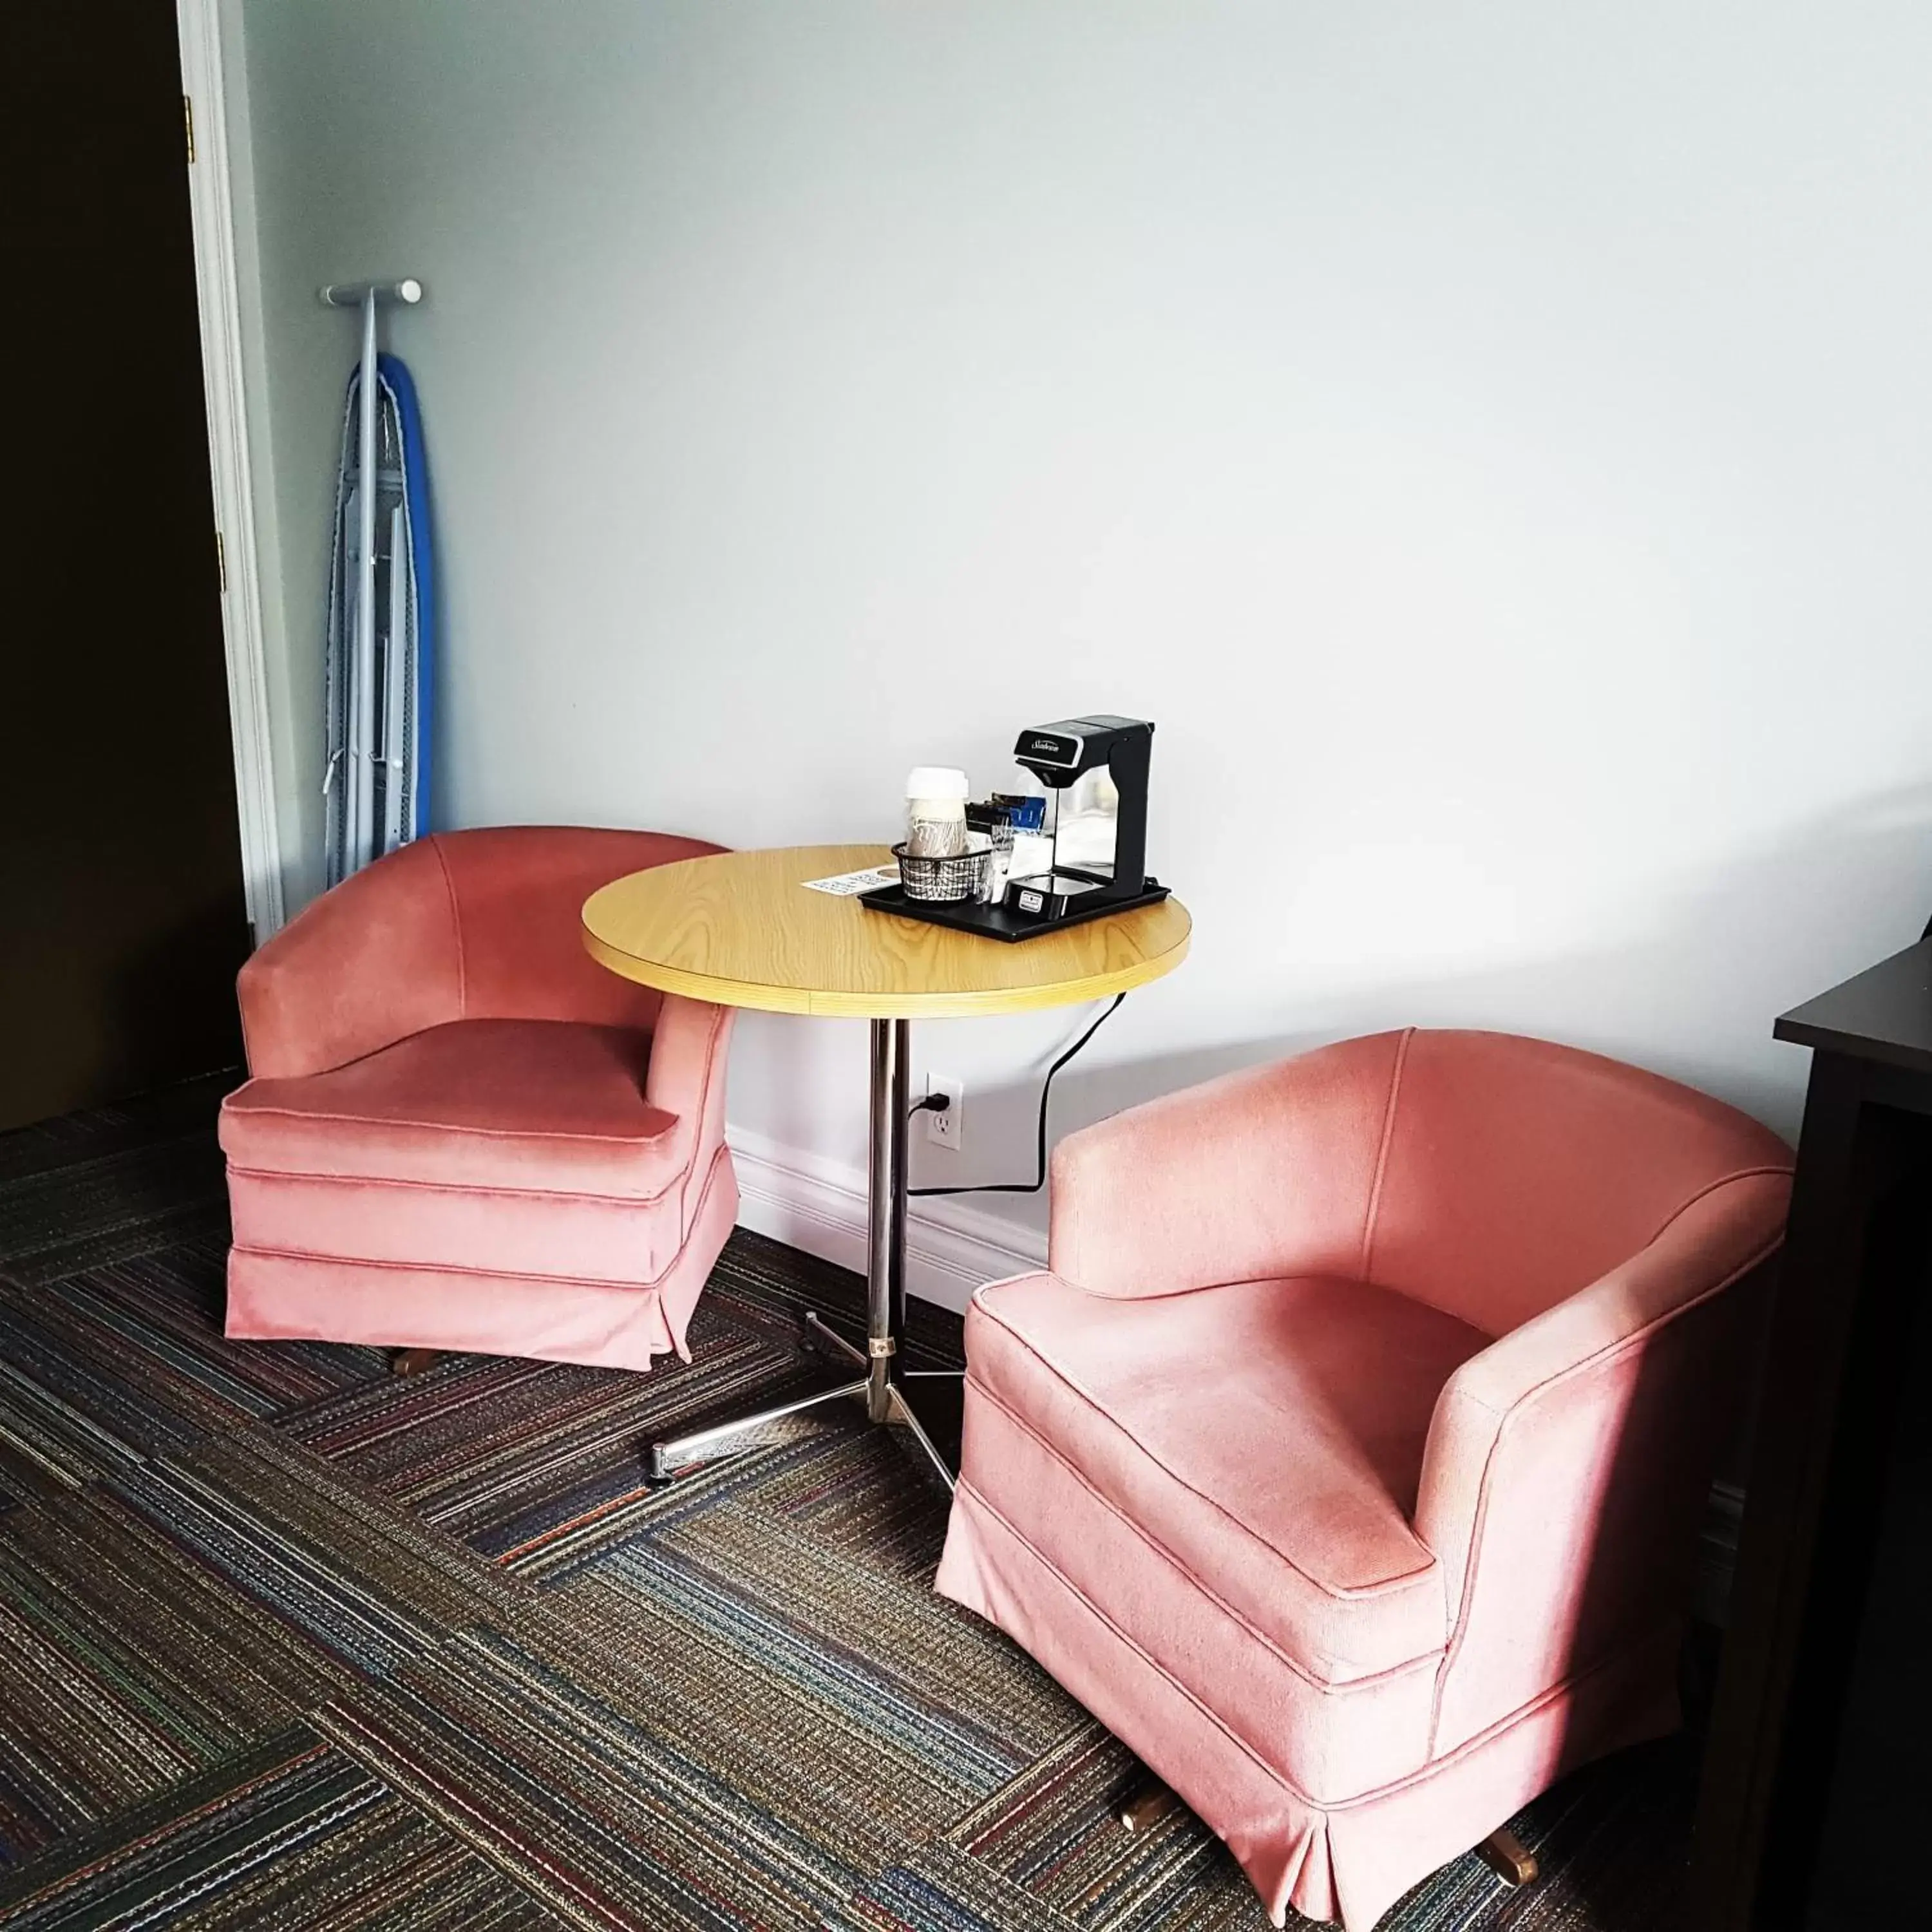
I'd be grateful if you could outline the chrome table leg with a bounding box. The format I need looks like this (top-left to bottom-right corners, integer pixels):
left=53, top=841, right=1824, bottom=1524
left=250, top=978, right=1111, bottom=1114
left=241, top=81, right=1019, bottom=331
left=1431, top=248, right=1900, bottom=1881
left=866, top=1017, right=910, bottom=1424
left=645, top=1376, right=868, bottom=1480
left=801, top=1309, right=867, bottom=1367
left=642, top=1016, right=958, bottom=1490
left=886, top=1383, right=956, bottom=1492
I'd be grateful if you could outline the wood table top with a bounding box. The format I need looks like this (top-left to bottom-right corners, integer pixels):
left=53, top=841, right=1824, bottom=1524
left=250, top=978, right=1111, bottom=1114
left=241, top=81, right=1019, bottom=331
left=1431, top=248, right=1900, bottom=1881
left=582, top=844, right=1191, bottom=1019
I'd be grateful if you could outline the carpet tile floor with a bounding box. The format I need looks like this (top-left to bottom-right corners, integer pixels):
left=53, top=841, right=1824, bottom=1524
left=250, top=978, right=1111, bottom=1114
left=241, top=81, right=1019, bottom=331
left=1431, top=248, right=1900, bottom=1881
left=0, top=1076, right=1698, bottom=1929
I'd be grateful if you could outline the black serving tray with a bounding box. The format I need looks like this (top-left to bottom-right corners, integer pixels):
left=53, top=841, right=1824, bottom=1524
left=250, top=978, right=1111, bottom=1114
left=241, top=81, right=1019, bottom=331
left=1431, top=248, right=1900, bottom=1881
left=857, top=878, right=1171, bottom=943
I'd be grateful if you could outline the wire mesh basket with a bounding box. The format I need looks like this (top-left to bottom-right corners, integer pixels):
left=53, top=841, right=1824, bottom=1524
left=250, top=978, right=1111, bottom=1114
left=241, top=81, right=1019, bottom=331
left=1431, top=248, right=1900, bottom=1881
left=893, top=837, right=992, bottom=902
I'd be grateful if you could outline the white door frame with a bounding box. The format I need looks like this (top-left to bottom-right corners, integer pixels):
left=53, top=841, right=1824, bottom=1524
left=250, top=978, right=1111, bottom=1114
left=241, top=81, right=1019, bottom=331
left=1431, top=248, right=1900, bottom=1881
left=176, top=0, right=285, bottom=940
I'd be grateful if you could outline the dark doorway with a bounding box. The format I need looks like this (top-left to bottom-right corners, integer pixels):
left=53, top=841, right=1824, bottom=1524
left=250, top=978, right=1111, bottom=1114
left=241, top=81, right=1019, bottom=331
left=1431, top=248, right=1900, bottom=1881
left=1, top=4, right=252, bottom=1130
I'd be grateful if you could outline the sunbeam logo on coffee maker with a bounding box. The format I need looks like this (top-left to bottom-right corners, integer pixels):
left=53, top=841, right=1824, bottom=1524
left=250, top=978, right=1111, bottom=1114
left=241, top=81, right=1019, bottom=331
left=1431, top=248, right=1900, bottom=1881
left=1025, top=734, right=1079, bottom=763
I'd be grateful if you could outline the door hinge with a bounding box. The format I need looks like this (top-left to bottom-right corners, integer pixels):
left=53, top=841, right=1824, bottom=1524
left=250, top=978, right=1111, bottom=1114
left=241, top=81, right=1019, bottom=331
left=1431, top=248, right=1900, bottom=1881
left=184, top=95, right=196, bottom=166
left=215, top=529, right=227, bottom=594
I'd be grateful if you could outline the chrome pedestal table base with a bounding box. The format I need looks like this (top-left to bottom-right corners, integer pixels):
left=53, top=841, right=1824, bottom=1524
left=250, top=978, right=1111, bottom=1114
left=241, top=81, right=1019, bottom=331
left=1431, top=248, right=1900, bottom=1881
left=645, top=1018, right=961, bottom=1492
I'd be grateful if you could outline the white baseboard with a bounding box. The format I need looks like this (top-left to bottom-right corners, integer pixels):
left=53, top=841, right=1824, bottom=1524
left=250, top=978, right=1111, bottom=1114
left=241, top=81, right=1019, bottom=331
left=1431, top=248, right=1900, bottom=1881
left=726, top=1124, right=1045, bottom=1313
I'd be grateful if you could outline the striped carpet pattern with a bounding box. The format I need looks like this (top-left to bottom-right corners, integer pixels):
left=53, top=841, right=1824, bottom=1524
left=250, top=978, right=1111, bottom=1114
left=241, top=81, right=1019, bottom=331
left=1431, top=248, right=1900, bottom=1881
left=0, top=1076, right=1696, bottom=1929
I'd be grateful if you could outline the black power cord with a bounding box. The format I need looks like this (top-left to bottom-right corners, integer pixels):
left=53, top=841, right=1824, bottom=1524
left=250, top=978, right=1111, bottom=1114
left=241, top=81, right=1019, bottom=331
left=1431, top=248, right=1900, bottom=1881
left=907, top=994, right=1126, bottom=1198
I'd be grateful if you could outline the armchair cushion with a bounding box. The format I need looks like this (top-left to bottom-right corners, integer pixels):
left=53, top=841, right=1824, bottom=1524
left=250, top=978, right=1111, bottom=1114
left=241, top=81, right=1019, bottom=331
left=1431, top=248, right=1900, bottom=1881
left=965, top=1271, right=1490, bottom=1687
left=222, top=1018, right=706, bottom=1289
left=221, top=1019, right=676, bottom=1197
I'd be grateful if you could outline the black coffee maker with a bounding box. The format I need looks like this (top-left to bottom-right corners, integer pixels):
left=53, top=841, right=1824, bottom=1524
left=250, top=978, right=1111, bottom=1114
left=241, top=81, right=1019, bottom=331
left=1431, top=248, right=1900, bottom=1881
left=862, top=715, right=1169, bottom=942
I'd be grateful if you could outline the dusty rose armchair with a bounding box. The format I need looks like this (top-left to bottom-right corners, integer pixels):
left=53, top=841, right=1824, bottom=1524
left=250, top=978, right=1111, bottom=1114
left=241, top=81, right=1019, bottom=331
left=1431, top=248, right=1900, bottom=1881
left=220, top=826, right=736, bottom=1371
left=936, top=1028, right=1792, bottom=1929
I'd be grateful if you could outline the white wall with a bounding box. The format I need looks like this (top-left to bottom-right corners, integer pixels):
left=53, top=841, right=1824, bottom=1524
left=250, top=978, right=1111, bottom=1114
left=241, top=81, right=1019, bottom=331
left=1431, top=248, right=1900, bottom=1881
left=232, top=1, right=1932, bottom=1278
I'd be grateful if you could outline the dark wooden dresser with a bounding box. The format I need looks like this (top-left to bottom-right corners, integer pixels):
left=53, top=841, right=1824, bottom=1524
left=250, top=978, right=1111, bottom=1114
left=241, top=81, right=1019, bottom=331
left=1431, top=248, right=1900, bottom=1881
left=1691, top=936, right=1932, bottom=1928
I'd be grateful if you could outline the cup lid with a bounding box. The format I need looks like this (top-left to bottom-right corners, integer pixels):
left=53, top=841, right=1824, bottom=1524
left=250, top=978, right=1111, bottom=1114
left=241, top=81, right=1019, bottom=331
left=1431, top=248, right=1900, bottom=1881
left=905, top=766, right=969, bottom=800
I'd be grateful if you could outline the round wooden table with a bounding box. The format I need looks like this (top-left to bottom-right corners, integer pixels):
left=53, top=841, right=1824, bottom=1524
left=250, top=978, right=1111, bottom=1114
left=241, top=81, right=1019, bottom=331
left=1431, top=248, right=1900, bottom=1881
left=583, top=844, right=1191, bottom=1485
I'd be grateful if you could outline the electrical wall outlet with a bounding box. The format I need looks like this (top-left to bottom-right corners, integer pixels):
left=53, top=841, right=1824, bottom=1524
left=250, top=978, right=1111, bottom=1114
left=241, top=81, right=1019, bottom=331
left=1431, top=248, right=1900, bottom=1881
left=925, top=1072, right=963, bottom=1149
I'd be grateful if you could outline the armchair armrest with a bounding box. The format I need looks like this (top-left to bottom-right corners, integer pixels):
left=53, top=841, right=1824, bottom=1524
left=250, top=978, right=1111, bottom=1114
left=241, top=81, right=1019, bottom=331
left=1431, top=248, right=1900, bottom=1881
left=1047, top=1030, right=1410, bottom=1298
left=238, top=839, right=463, bottom=1079
left=643, top=993, right=737, bottom=1213
left=1414, top=1164, right=1790, bottom=1754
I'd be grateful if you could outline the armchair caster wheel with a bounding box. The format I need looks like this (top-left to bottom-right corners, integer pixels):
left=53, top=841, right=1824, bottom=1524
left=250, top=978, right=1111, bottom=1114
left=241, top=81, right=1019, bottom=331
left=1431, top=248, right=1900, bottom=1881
left=390, top=1349, right=442, bottom=1377
left=1117, top=1776, right=1180, bottom=1833
left=1475, top=1826, right=1538, bottom=1888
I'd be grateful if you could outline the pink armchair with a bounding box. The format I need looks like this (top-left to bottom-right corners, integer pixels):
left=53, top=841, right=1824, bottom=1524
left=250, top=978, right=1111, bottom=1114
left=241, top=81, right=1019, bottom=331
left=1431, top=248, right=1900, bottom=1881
left=935, top=1028, right=1792, bottom=1929
left=220, top=826, right=737, bottom=1372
